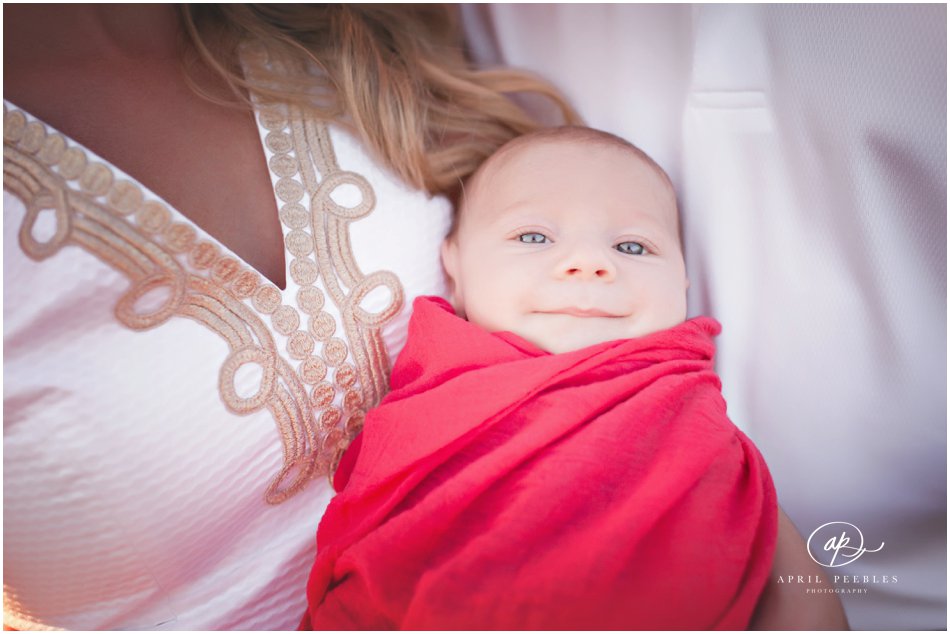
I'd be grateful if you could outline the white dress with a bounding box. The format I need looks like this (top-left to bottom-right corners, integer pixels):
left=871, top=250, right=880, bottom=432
left=3, top=101, right=452, bottom=629
left=464, top=4, right=946, bottom=630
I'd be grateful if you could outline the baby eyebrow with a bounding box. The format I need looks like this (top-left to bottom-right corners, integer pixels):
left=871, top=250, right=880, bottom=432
left=489, top=204, right=539, bottom=223
left=488, top=213, right=552, bottom=232
left=617, top=215, right=676, bottom=237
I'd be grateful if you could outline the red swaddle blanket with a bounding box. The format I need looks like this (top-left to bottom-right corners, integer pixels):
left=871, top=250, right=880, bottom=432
left=304, top=296, right=777, bottom=629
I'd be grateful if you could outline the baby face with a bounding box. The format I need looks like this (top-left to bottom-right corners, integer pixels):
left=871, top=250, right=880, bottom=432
left=442, top=137, right=688, bottom=354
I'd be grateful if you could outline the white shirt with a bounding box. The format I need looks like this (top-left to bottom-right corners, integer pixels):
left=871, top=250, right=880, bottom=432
left=3, top=100, right=452, bottom=630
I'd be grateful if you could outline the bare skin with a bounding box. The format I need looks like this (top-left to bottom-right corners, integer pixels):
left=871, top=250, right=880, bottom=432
left=3, top=4, right=286, bottom=288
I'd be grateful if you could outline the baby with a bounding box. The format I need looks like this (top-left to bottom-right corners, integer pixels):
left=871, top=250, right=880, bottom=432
left=442, top=125, right=687, bottom=354
left=303, top=127, right=846, bottom=630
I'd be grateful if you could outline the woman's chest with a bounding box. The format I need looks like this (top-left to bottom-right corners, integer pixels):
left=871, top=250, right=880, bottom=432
left=4, top=101, right=454, bottom=498
left=5, top=58, right=287, bottom=287
left=3, top=102, right=453, bottom=627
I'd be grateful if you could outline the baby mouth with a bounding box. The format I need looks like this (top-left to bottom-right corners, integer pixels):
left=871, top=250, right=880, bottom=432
left=540, top=307, right=624, bottom=319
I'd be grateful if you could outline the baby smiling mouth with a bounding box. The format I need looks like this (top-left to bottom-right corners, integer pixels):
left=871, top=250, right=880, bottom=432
left=540, top=307, right=625, bottom=318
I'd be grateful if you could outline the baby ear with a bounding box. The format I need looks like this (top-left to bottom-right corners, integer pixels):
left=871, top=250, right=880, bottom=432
left=440, top=237, right=463, bottom=308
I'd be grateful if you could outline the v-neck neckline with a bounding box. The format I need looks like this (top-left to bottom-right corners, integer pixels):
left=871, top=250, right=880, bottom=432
left=4, top=99, right=289, bottom=291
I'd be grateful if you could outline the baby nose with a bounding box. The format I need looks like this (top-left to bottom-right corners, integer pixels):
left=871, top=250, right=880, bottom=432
left=557, top=248, right=615, bottom=281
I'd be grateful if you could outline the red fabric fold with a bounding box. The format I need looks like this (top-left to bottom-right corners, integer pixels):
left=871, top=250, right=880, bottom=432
left=304, top=296, right=777, bottom=630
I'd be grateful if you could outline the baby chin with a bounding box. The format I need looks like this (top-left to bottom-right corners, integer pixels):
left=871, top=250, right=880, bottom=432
left=518, top=314, right=648, bottom=354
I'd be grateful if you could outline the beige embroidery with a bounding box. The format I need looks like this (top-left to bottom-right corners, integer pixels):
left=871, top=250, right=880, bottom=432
left=3, top=103, right=404, bottom=503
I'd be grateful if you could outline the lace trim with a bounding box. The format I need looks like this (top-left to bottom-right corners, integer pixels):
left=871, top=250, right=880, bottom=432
left=3, top=103, right=403, bottom=504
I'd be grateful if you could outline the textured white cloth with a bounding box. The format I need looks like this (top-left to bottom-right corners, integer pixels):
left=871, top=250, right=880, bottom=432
left=3, top=102, right=451, bottom=630
left=463, top=4, right=946, bottom=630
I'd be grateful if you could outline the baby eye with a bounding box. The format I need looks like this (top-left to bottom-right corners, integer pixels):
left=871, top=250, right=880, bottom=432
left=615, top=241, right=647, bottom=255
left=518, top=232, right=549, bottom=244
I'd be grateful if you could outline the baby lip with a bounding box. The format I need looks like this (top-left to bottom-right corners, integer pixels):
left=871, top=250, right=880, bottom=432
left=545, top=307, right=623, bottom=318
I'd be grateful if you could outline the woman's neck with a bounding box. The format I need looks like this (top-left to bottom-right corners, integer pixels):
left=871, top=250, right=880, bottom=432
left=3, top=4, right=181, bottom=67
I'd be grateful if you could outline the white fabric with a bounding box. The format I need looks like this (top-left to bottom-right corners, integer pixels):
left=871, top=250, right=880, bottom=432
left=463, top=4, right=946, bottom=630
left=2, top=104, right=451, bottom=630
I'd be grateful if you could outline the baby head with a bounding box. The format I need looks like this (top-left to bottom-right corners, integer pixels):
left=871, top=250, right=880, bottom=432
left=441, top=126, right=688, bottom=354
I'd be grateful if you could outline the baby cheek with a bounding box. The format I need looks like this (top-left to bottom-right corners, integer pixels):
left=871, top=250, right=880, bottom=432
left=628, top=275, right=687, bottom=327
left=656, top=282, right=689, bottom=327
left=462, top=282, right=510, bottom=330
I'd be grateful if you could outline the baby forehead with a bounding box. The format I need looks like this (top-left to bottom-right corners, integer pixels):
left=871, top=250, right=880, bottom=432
left=470, top=132, right=674, bottom=199
left=484, top=133, right=651, bottom=174
left=465, top=136, right=674, bottom=211
left=453, top=128, right=680, bottom=239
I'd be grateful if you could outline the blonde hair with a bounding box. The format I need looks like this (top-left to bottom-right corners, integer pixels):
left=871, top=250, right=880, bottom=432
left=178, top=5, right=580, bottom=202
